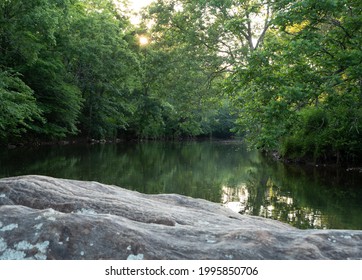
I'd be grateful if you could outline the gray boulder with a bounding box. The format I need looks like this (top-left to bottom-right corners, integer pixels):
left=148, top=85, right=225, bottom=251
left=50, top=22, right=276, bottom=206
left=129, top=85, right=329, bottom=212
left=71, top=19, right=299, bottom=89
left=0, top=175, right=361, bottom=260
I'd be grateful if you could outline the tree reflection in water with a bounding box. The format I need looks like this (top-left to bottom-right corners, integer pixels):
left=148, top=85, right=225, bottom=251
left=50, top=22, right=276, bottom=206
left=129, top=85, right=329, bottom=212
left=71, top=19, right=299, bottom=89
left=222, top=184, right=328, bottom=229
left=222, top=161, right=362, bottom=229
left=1, top=141, right=361, bottom=229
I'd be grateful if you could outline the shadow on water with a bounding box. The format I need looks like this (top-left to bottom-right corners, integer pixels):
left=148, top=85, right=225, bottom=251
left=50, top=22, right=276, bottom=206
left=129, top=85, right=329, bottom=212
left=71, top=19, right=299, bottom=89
left=1, top=141, right=361, bottom=229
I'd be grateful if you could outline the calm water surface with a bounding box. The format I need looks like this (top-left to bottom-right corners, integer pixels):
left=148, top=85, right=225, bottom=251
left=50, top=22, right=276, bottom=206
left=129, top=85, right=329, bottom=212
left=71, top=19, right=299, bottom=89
left=1, top=141, right=361, bottom=229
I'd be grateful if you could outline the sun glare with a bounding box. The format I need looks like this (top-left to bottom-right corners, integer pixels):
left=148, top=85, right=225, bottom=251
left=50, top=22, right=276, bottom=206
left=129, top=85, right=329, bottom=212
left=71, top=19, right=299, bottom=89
left=139, top=36, right=149, bottom=46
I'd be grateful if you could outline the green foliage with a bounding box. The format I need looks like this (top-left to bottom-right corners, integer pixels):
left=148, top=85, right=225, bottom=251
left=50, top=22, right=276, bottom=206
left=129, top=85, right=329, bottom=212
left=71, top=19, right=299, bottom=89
left=137, top=0, right=246, bottom=139
left=1, top=0, right=361, bottom=163
left=0, top=0, right=139, bottom=141
left=229, top=0, right=362, bottom=163
left=63, top=3, right=138, bottom=139
left=22, top=57, right=83, bottom=138
left=0, top=70, right=42, bottom=141
left=0, top=0, right=83, bottom=140
left=302, top=108, right=328, bottom=136
left=280, top=108, right=327, bottom=160
left=0, top=0, right=60, bottom=67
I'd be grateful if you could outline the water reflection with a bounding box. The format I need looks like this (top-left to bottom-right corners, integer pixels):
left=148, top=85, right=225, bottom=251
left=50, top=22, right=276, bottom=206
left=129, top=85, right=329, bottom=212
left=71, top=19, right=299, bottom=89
left=0, top=141, right=361, bottom=229
left=223, top=183, right=328, bottom=229
left=222, top=185, right=249, bottom=214
left=222, top=160, right=362, bottom=229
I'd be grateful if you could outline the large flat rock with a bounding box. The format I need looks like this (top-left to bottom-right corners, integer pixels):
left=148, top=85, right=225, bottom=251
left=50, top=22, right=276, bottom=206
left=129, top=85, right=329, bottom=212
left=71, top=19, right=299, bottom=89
left=0, top=175, right=361, bottom=259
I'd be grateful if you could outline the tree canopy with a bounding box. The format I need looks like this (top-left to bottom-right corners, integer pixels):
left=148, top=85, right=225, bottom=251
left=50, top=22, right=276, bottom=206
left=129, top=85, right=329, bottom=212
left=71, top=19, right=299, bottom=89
left=1, top=0, right=361, bottom=163
left=227, top=0, right=362, bottom=163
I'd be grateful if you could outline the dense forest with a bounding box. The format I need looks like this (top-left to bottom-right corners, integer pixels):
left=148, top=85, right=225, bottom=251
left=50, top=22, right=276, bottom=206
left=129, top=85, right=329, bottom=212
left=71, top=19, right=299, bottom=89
left=1, top=0, right=361, bottom=164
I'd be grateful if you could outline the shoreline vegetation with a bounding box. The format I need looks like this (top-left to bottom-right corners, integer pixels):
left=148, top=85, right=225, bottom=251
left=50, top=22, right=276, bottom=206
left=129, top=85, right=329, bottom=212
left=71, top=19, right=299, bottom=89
left=1, top=0, right=361, bottom=165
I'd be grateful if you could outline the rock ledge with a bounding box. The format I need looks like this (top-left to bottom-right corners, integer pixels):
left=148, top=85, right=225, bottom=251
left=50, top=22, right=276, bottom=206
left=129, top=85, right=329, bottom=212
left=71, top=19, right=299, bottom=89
left=0, top=175, right=361, bottom=260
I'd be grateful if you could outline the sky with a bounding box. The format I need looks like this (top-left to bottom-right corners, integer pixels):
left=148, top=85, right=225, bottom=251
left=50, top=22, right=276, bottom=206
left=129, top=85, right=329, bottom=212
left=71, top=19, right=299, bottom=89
left=128, top=0, right=155, bottom=11
left=126, top=0, right=155, bottom=24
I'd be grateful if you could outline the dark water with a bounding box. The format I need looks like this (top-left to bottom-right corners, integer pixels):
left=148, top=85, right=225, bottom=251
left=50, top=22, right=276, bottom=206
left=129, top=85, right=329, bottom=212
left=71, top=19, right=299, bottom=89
left=1, top=141, right=361, bottom=229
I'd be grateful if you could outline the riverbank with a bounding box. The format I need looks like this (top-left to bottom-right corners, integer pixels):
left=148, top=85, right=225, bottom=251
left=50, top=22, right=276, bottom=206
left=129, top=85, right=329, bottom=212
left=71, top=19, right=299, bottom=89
left=265, top=148, right=362, bottom=170
left=3, top=137, right=124, bottom=150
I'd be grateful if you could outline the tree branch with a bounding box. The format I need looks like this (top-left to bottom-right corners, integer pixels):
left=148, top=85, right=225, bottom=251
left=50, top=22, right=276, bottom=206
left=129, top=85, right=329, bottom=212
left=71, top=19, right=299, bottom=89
left=255, top=0, right=271, bottom=50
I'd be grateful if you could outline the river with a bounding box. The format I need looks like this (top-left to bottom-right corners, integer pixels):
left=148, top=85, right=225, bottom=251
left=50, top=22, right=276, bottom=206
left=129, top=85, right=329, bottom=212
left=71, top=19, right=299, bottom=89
left=1, top=140, right=361, bottom=229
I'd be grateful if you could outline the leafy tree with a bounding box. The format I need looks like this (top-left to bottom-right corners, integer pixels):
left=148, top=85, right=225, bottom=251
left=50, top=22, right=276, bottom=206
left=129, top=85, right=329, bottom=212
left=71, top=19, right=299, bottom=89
left=229, top=0, right=362, bottom=163
left=132, top=0, right=260, bottom=139
left=0, top=70, right=42, bottom=142
left=22, top=56, right=83, bottom=138
left=0, top=0, right=60, bottom=68
left=55, top=0, right=139, bottom=139
left=1, top=0, right=141, bottom=141
left=0, top=0, right=63, bottom=141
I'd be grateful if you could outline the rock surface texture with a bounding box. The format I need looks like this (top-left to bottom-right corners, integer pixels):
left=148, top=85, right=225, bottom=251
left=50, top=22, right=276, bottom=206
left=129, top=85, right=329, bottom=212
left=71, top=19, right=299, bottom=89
left=0, top=175, right=361, bottom=260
